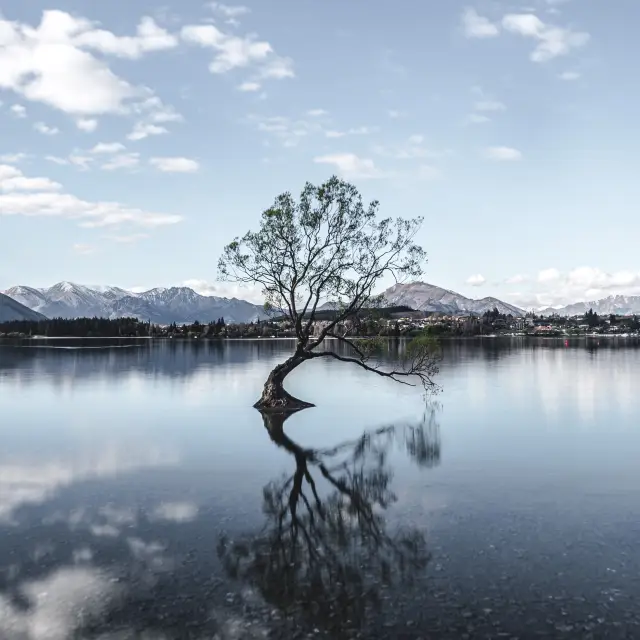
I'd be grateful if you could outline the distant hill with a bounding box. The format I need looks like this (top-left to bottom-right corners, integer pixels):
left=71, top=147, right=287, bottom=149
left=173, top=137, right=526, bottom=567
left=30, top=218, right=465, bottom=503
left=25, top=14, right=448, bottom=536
left=3, top=282, right=268, bottom=325
left=382, top=282, right=524, bottom=317
left=541, top=295, right=640, bottom=317
left=0, top=293, right=47, bottom=322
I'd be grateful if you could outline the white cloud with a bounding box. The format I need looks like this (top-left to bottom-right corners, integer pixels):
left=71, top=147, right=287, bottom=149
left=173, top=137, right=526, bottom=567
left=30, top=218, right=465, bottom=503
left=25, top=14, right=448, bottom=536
left=76, top=118, right=98, bottom=131
left=0, top=164, right=61, bottom=192
left=462, top=8, right=500, bottom=38
left=131, top=96, right=183, bottom=123
left=0, top=10, right=183, bottom=131
left=10, top=104, right=26, bottom=118
left=0, top=568, right=117, bottom=640
left=127, top=537, right=166, bottom=560
left=0, top=153, right=27, bottom=163
left=90, top=524, right=121, bottom=538
left=73, top=243, right=96, bottom=255
left=307, top=108, right=328, bottom=117
left=70, top=155, right=94, bottom=169
left=538, top=267, right=561, bottom=282
left=150, top=157, right=200, bottom=173
left=348, top=126, right=374, bottom=135
left=559, top=71, right=581, bottom=81
left=46, top=155, right=70, bottom=166
left=152, top=501, right=199, bottom=522
left=101, top=153, right=140, bottom=171
left=259, top=57, right=294, bottom=79
left=475, top=100, right=506, bottom=112
left=314, top=153, right=383, bottom=179
left=0, top=444, right=179, bottom=523
left=466, top=88, right=506, bottom=124
left=506, top=274, right=528, bottom=284
left=325, top=126, right=376, bottom=138
left=465, top=113, right=491, bottom=125
left=181, top=23, right=293, bottom=80
left=182, top=278, right=263, bottom=303
left=508, top=266, right=640, bottom=309
left=566, top=266, right=640, bottom=290
left=238, top=81, right=261, bottom=91
left=34, top=121, right=60, bottom=135
left=209, top=2, right=251, bottom=18
left=249, top=113, right=325, bottom=147
left=502, top=13, right=589, bottom=62
left=125, top=97, right=182, bottom=140
left=73, top=548, right=94, bottom=563
left=7, top=177, right=62, bottom=191
left=46, top=154, right=95, bottom=170
left=0, top=11, right=141, bottom=115
left=73, top=16, right=178, bottom=59
left=388, top=109, right=406, bottom=119
left=464, top=86, right=507, bottom=125
left=466, top=274, right=486, bottom=287
left=485, top=146, right=522, bottom=161
left=90, top=142, right=126, bottom=154
left=0, top=165, right=180, bottom=228
left=127, top=122, right=168, bottom=140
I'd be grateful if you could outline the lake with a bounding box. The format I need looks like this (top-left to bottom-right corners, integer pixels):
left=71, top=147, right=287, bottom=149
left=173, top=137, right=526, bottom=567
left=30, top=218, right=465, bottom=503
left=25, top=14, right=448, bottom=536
left=1, top=338, right=639, bottom=639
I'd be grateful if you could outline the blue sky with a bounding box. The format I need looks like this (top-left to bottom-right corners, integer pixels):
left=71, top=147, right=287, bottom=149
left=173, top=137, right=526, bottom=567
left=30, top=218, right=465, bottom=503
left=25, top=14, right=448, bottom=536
left=1, top=0, right=639, bottom=309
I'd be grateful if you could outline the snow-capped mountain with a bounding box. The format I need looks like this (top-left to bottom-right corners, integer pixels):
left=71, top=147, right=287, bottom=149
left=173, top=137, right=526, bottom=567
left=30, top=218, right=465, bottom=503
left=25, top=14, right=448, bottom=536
left=5, top=282, right=130, bottom=320
left=3, top=283, right=268, bottom=325
left=540, top=295, right=640, bottom=317
left=383, top=282, right=524, bottom=317
left=3, top=280, right=525, bottom=324
left=0, top=293, right=47, bottom=322
left=133, top=287, right=267, bottom=324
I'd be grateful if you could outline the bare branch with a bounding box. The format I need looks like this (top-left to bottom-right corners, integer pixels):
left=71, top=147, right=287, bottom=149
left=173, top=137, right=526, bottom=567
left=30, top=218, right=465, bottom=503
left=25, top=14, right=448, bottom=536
left=309, top=348, right=439, bottom=391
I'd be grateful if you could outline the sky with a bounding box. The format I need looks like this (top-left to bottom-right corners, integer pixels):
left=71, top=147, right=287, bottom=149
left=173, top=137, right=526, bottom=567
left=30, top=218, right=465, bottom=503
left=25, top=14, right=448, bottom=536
left=1, top=0, right=639, bottom=310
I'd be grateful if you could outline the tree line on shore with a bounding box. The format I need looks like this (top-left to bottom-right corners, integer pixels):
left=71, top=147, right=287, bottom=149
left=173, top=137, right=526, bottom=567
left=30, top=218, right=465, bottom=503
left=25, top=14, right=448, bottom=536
left=0, top=317, right=225, bottom=338
left=0, top=315, right=411, bottom=339
left=3, top=306, right=640, bottom=339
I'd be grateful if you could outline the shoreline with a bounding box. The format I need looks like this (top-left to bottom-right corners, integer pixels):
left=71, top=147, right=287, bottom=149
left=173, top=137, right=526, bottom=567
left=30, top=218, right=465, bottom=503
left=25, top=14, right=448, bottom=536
left=2, top=334, right=640, bottom=341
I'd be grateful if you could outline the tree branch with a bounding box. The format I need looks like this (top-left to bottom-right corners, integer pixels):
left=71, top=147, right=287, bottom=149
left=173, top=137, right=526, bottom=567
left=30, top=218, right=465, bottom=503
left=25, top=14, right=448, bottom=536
left=309, top=350, right=437, bottom=389
left=325, top=332, right=369, bottom=360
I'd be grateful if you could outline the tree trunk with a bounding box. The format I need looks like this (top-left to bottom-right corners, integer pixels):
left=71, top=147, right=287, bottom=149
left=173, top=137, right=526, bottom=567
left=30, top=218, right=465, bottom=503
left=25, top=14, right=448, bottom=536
left=254, top=354, right=314, bottom=411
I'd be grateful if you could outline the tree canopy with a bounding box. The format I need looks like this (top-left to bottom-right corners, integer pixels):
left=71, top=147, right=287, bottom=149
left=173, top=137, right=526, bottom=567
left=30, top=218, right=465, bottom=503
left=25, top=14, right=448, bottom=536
left=218, top=176, right=439, bottom=408
left=219, top=176, right=426, bottom=339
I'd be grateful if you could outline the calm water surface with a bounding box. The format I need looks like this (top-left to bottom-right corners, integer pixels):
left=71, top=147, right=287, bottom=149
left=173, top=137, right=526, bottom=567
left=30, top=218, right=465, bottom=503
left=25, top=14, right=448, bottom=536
left=1, top=339, right=639, bottom=639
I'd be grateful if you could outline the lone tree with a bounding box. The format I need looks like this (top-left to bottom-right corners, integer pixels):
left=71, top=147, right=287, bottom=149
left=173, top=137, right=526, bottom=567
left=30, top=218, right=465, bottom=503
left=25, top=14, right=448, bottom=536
left=218, top=176, right=439, bottom=410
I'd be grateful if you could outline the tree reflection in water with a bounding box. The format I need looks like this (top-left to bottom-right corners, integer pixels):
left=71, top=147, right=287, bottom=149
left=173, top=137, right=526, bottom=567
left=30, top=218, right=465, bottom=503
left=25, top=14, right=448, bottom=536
left=218, top=407, right=441, bottom=636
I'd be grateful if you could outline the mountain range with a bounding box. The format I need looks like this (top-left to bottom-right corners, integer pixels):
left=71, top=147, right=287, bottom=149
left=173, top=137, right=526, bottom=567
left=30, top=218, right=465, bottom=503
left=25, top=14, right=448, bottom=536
left=2, top=283, right=268, bottom=325
left=7, top=280, right=640, bottom=324
left=0, top=293, right=47, bottom=323
left=541, top=295, right=640, bottom=317
left=2, top=281, right=526, bottom=324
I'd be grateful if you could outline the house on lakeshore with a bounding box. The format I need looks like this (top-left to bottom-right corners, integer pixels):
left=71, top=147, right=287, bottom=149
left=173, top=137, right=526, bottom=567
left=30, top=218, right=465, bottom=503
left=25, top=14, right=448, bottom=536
left=312, top=319, right=353, bottom=336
